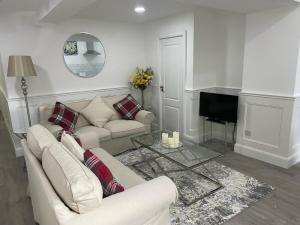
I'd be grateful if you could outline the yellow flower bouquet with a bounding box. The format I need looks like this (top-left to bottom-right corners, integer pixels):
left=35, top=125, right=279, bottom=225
left=130, top=67, right=154, bottom=90
left=130, top=67, right=154, bottom=105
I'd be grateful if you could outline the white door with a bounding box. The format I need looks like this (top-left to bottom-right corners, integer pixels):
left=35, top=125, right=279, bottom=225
left=160, top=35, right=185, bottom=133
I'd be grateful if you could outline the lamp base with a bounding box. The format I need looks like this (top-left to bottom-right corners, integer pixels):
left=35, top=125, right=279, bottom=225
left=21, top=77, right=32, bottom=127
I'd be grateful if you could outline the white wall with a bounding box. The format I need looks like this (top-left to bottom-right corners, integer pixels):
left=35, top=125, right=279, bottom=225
left=242, top=6, right=300, bottom=96
left=294, top=41, right=300, bottom=96
left=215, top=12, right=246, bottom=89
left=144, top=12, right=194, bottom=89
left=143, top=12, right=195, bottom=126
left=143, top=9, right=245, bottom=141
left=0, top=54, right=7, bottom=96
left=0, top=53, right=11, bottom=129
left=236, top=6, right=300, bottom=168
left=193, top=8, right=218, bottom=89
left=0, top=12, right=146, bottom=99
left=193, top=8, right=245, bottom=90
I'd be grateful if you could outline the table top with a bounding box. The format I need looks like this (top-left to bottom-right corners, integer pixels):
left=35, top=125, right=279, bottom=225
left=131, top=131, right=222, bottom=168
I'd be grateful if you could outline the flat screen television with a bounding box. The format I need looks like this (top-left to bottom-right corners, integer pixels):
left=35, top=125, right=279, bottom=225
left=199, top=92, right=239, bottom=123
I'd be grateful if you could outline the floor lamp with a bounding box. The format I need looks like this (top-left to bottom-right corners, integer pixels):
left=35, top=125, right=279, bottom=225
left=7, top=56, right=37, bottom=127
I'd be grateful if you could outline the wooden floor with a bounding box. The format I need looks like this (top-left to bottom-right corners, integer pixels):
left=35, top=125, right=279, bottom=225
left=0, top=114, right=35, bottom=225
left=0, top=114, right=300, bottom=225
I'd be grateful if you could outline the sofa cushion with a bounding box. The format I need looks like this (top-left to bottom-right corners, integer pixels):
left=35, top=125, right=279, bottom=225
left=48, top=102, right=79, bottom=132
left=27, top=124, right=58, bottom=160
left=64, top=100, right=91, bottom=128
left=61, top=131, right=85, bottom=162
left=56, top=130, right=82, bottom=147
left=113, top=94, right=143, bottom=120
left=42, top=142, right=103, bottom=214
left=76, top=126, right=111, bottom=142
left=84, top=150, right=124, bottom=197
left=103, top=95, right=127, bottom=120
left=40, top=102, right=90, bottom=129
left=81, top=96, right=115, bottom=128
left=104, top=120, right=146, bottom=139
left=91, top=148, right=145, bottom=189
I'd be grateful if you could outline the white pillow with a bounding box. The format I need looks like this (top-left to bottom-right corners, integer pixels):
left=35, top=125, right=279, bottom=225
left=80, top=96, right=115, bottom=128
left=27, top=124, right=58, bottom=160
left=42, top=142, right=103, bottom=214
left=61, top=131, right=84, bottom=162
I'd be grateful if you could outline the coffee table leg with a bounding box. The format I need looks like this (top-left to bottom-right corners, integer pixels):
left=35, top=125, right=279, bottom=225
left=131, top=138, right=159, bottom=174
left=201, top=164, right=223, bottom=187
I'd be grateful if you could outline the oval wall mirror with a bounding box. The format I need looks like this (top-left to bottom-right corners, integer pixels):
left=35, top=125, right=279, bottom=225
left=63, top=32, right=106, bottom=78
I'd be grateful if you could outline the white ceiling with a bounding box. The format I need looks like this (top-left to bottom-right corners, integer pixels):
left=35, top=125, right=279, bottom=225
left=0, top=0, right=299, bottom=23
left=74, top=0, right=299, bottom=23
left=175, top=0, right=298, bottom=13
left=74, top=0, right=195, bottom=23
left=0, top=0, right=46, bottom=15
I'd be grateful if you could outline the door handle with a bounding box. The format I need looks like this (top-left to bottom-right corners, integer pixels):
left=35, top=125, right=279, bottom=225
left=160, top=85, right=165, bottom=92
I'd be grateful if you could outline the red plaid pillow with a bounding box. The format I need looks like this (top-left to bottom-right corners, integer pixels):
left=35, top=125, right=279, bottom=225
left=113, top=94, right=143, bottom=120
left=56, top=130, right=82, bottom=147
left=84, top=150, right=124, bottom=197
left=48, top=102, right=79, bottom=132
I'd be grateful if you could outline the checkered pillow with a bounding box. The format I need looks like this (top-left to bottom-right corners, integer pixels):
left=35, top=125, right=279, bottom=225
left=48, top=102, right=79, bottom=132
left=113, top=94, right=143, bottom=120
left=84, top=150, right=124, bottom=197
left=56, top=130, right=82, bottom=147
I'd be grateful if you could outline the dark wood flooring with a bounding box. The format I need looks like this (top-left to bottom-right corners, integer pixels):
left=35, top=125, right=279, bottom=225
left=0, top=113, right=300, bottom=225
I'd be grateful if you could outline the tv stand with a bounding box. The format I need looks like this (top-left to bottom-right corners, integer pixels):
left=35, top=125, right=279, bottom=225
left=202, top=117, right=236, bottom=150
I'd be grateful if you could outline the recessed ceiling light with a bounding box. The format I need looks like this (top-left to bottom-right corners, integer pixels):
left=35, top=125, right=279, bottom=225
left=134, top=6, right=146, bottom=14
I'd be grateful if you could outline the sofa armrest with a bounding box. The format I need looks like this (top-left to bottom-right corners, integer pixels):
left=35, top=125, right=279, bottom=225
left=63, top=176, right=178, bottom=225
left=135, top=110, right=155, bottom=125
left=40, top=121, right=63, bottom=136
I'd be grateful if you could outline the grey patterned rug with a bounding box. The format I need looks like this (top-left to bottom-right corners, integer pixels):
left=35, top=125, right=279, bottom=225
left=116, top=148, right=274, bottom=225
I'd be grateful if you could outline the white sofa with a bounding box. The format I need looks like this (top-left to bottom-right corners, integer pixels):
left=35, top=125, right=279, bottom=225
left=39, top=95, right=155, bottom=155
left=22, top=128, right=178, bottom=225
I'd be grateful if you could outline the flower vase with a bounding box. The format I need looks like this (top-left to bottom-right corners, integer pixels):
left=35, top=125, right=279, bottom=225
left=141, top=89, right=145, bottom=107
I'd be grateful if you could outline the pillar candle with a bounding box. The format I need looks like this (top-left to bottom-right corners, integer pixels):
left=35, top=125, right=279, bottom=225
left=168, top=137, right=174, bottom=148
left=173, top=132, right=180, bottom=146
left=162, top=133, right=169, bottom=145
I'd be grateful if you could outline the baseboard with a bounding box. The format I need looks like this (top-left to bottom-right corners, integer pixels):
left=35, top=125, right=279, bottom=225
left=288, top=145, right=300, bottom=168
left=184, top=134, right=201, bottom=143
left=234, top=143, right=291, bottom=169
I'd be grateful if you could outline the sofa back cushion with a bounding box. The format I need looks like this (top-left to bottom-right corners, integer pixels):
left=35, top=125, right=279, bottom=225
left=84, top=149, right=124, bottom=197
left=103, top=95, right=127, bottom=120
left=40, top=100, right=91, bottom=129
left=39, top=95, right=128, bottom=128
left=42, top=142, right=103, bottom=214
left=48, top=102, right=79, bottom=132
left=80, top=96, right=115, bottom=128
left=61, top=131, right=85, bottom=162
left=27, top=124, right=58, bottom=161
left=113, top=94, right=143, bottom=120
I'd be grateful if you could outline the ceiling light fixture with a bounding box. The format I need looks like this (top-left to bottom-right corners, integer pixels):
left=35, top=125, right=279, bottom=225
left=134, top=6, right=146, bottom=14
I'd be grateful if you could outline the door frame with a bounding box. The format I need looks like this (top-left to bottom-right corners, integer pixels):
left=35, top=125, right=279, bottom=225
left=158, top=31, right=187, bottom=133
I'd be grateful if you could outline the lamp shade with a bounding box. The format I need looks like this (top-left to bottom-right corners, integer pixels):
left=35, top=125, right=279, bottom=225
left=7, top=56, right=37, bottom=77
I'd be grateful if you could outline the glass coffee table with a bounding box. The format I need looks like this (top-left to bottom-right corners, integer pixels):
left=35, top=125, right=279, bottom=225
left=131, top=131, right=224, bottom=206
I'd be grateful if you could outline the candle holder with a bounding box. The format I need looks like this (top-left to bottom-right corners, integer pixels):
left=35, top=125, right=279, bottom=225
left=160, top=141, right=183, bottom=149
left=160, top=131, right=183, bottom=149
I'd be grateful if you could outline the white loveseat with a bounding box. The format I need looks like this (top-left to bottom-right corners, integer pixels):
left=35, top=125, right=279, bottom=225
left=39, top=95, right=155, bottom=155
left=22, top=126, right=178, bottom=225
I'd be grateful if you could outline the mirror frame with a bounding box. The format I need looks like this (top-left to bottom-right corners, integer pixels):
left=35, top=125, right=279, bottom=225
left=62, top=32, right=106, bottom=78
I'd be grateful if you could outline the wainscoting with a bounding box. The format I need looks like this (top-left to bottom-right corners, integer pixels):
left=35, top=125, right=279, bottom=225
left=183, top=88, right=300, bottom=168
left=184, top=88, right=237, bottom=143
left=5, top=86, right=130, bottom=156
left=235, top=92, right=300, bottom=168
left=5, top=86, right=300, bottom=168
